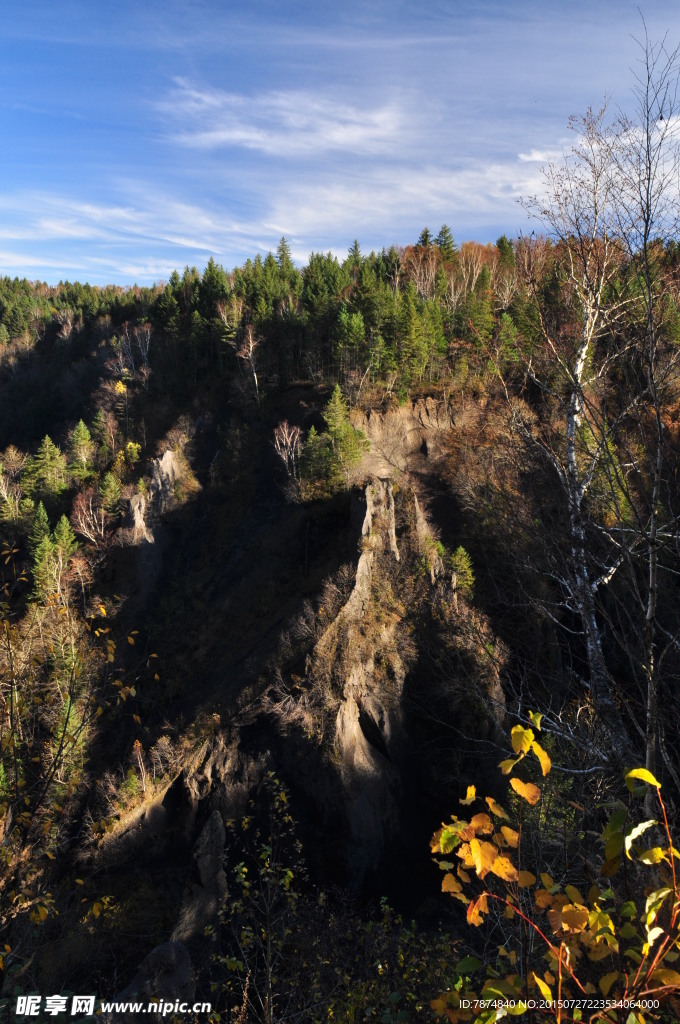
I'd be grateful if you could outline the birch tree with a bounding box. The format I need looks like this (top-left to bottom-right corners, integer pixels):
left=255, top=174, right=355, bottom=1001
left=605, top=27, right=680, bottom=798
left=516, top=31, right=680, bottom=773
left=519, top=105, right=632, bottom=761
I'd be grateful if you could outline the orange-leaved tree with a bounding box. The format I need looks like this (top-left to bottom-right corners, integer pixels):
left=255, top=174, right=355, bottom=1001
left=431, top=713, right=680, bottom=1023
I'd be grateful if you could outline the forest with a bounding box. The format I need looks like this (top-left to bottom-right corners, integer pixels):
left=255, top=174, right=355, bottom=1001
left=3, top=41, right=680, bottom=1024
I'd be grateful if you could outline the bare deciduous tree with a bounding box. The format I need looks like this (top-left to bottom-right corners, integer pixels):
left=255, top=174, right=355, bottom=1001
left=273, top=421, right=302, bottom=482
left=511, top=30, right=680, bottom=777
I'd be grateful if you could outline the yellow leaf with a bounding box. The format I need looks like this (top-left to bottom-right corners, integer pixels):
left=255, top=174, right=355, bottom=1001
left=470, top=838, right=498, bottom=878
left=531, top=740, right=551, bottom=776
left=75, top=879, right=84, bottom=885
left=466, top=894, right=488, bottom=927
left=491, top=855, right=518, bottom=882
left=459, top=785, right=476, bottom=805
left=518, top=871, right=536, bottom=887
left=485, top=796, right=509, bottom=819
left=599, top=972, right=619, bottom=996
left=511, top=725, right=534, bottom=755
left=625, top=819, right=657, bottom=860
left=499, top=758, right=521, bottom=774
left=528, top=710, right=543, bottom=730
left=98, top=604, right=107, bottom=617
left=551, top=904, right=589, bottom=933
left=501, top=826, right=519, bottom=848
left=469, top=813, right=494, bottom=834
left=625, top=767, right=661, bottom=790
left=442, top=873, right=463, bottom=894
left=510, top=778, right=541, bottom=805
left=133, top=714, right=141, bottom=725
left=533, top=973, right=552, bottom=1002
left=96, top=706, right=104, bottom=717
left=638, top=847, right=666, bottom=865
left=127, top=636, right=135, bottom=645
left=456, top=841, right=473, bottom=867
left=457, top=867, right=471, bottom=883
left=564, top=884, right=585, bottom=904
left=45, top=851, right=55, bottom=860
left=540, top=872, right=554, bottom=889
left=92, top=902, right=102, bottom=918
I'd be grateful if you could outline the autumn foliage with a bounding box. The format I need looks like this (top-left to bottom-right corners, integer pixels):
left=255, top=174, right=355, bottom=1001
left=431, top=714, right=680, bottom=1023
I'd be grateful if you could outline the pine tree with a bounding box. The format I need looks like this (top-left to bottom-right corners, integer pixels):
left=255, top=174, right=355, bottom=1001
left=69, top=420, right=94, bottom=478
left=99, top=472, right=121, bottom=515
left=53, top=515, right=78, bottom=561
left=29, top=501, right=50, bottom=553
left=32, top=533, right=55, bottom=600
left=323, top=385, right=369, bottom=481
left=28, top=436, right=68, bottom=497
left=276, top=237, right=294, bottom=277
left=335, top=307, right=366, bottom=375
left=345, top=240, right=363, bottom=281
left=435, top=224, right=457, bottom=261
left=398, top=285, right=429, bottom=382
left=198, top=257, right=228, bottom=320
left=495, top=234, right=515, bottom=269
left=32, top=516, right=78, bottom=602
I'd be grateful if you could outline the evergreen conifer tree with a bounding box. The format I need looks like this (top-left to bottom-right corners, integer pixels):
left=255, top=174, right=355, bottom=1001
left=323, top=385, right=369, bottom=481
left=53, top=515, right=78, bottom=561
left=28, top=436, right=68, bottom=497
left=99, top=472, right=121, bottom=515
left=435, top=224, right=457, bottom=260
left=69, top=420, right=94, bottom=478
left=29, top=501, right=50, bottom=553
left=32, top=532, right=55, bottom=600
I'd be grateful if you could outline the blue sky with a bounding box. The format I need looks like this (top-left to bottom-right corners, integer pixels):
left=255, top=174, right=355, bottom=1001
left=0, top=0, right=678, bottom=285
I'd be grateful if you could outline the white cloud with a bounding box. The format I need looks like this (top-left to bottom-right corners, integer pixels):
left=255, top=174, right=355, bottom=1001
left=0, top=138, right=549, bottom=283
left=518, top=148, right=562, bottom=163
left=159, top=80, right=407, bottom=157
left=265, top=159, right=545, bottom=239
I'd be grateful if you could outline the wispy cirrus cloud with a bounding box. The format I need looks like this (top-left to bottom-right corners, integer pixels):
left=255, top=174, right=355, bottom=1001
left=263, top=159, right=544, bottom=243
left=159, top=79, right=407, bottom=157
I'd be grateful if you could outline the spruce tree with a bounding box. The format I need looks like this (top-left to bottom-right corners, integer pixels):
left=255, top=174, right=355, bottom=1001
left=276, top=237, right=294, bottom=277
left=53, top=515, right=78, bottom=561
left=29, top=501, right=50, bottom=553
left=495, top=234, right=515, bottom=269
left=435, top=224, right=457, bottom=261
left=69, top=420, right=94, bottom=478
left=323, top=385, right=369, bottom=481
left=32, top=533, right=55, bottom=600
left=99, top=472, right=121, bottom=515
left=28, top=436, right=68, bottom=497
